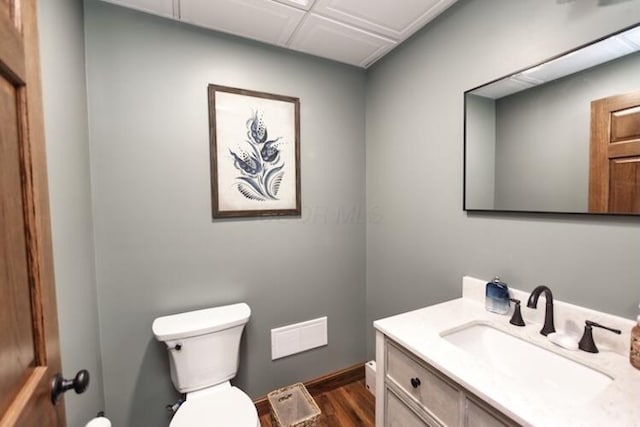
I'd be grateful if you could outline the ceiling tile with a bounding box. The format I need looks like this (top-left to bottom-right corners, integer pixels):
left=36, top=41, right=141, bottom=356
left=180, top=0, right=305, bottom=46
left=312, top=0, right=457, bottom=40
left=101, top=0, right=176, bottom=18
left=271, top=0, right=317, bottom=11
left=288, top=13, right=396, bottom=67
left=98, top=0, right=456, bottom=68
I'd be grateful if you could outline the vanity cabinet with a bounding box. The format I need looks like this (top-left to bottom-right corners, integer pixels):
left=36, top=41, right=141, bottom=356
left=378, top=336, right=520, bottom=427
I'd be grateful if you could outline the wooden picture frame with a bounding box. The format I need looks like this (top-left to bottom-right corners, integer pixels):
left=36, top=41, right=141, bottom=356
left=208, top=84, right=301, bottom=218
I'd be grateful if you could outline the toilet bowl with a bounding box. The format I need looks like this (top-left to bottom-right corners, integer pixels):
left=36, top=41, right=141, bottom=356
left=152, top=303, right=258, bottom=427
left=85, top=415, right=111, bottom=427
left=170, top=383, right=259, bottom=427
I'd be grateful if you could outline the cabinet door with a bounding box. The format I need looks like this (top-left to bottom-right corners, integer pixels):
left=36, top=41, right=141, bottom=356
left=466, top=397, right=518, bottom=427
left=386, top=388, right=432, bottom=427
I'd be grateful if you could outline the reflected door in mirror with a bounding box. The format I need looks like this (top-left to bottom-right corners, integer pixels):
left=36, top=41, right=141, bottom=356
left=589, top=90, right=640, bottom=213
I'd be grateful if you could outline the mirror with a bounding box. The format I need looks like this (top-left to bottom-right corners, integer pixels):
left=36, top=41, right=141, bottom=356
left=464, top=24, right=640, bottom=215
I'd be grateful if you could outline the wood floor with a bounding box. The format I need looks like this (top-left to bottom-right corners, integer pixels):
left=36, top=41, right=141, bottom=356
left=259, top=379, right=375, bottom=427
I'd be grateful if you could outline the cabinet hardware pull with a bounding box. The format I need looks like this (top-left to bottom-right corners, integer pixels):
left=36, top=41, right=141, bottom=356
left=410, top=377, right=421, bottom=388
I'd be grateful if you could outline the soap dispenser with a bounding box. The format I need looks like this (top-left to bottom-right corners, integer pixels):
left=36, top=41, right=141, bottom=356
left=485, top=277, right=510, bottom=315
left=631, top=304, right=640, bottom=370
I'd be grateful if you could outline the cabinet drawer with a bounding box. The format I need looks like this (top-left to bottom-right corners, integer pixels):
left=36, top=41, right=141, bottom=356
left=466, top=396, right=519, bottom=427
left=386, top=341, right=460, bottom=426
left=386, top=387, right=431, bottom=427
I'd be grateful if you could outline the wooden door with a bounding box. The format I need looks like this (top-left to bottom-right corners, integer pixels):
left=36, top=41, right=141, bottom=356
left=589, top=89, right=640, bottom=213
left=0, top=0, right=64, bottom=426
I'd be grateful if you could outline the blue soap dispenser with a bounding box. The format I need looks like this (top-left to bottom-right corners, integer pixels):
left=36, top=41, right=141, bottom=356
left=485, top=277, right=510, bottom=314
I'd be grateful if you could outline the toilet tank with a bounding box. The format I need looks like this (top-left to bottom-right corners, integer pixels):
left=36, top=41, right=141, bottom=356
left=152, top=303, right=250, bottom=393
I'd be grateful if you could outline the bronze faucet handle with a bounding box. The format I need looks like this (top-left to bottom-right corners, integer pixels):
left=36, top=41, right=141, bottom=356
left=578, top=320, right=621, bottom=353
left=509, top=298, right=525, bottom=327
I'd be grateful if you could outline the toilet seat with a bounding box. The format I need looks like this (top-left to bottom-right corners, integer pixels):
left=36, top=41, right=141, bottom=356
left=170, top=385, right=259, bottom=427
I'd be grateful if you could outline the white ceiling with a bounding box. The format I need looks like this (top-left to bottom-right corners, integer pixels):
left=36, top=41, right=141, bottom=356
left=471, top=25, right=640, bottom=99
left=98, top=0, right=458, bottom=68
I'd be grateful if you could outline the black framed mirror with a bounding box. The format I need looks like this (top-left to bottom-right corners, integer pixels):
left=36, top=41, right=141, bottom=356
left=464, top=23, right=640, bottom=215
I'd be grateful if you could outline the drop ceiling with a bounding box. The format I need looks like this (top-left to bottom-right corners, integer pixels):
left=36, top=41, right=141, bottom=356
left=470, top=24, right=640, bottom=99
left=98, top=0, right=458, bottom=68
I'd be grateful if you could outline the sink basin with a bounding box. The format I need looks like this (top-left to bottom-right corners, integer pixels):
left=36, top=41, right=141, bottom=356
left=441, top=323, right=612, bottom=403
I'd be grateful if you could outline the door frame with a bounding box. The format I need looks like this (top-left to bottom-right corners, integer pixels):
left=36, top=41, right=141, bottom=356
left=589, top=89, right=640, bottom=213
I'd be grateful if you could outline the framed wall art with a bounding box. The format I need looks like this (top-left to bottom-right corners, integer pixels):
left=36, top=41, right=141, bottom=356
left=208, top=84, right=301, bottom=218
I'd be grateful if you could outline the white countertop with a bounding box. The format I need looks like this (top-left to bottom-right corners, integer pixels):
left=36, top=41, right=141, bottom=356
left=373, top=280, right=640, bottom=427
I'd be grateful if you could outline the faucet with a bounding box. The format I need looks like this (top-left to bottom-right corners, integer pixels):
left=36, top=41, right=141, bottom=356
left=527, top=285, right=556, bottom=336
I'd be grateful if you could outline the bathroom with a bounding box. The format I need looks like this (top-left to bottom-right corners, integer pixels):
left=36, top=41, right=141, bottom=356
left=17, top=0, right=640, bottom=425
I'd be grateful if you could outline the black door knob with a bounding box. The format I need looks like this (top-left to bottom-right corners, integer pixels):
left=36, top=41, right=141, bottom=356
left=50, top=369, right=90, bottom=405
left=410, top=377, right=421, bottom=388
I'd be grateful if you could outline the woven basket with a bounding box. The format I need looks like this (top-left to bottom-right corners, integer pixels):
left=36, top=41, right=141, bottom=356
left=267, top=383, right=321, bottom=427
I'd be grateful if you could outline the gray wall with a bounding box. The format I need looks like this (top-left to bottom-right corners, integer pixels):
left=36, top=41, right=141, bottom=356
left=465, top=94, right=495, bottom=209
left=366, top=0, right=640, bottom=358
left=83, top=1, right=366, bottom=426
left=38, top=0, right=105, bottom=425
left=494, top=51, right=640, bottom=211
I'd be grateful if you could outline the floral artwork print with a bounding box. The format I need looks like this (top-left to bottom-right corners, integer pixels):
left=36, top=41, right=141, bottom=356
left=228, top=111, right=285, bottom=201
left=208, top=84, right=300, bottom=218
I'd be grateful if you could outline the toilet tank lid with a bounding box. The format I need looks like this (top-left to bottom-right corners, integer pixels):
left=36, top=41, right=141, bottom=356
left=152, top=303, right=251, bottom=341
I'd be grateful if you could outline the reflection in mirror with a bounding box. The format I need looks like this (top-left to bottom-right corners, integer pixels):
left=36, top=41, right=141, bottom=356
left=464, top=24, right=640, bottom=214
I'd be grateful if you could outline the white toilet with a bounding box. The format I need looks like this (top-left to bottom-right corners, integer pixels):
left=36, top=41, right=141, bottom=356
left=152, top=303, right=259, bottom=426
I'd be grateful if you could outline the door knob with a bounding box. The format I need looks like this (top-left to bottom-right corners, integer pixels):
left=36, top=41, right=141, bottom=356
left=50, top=369, right=90, bottom=405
